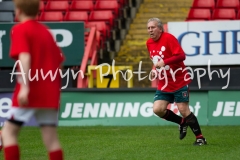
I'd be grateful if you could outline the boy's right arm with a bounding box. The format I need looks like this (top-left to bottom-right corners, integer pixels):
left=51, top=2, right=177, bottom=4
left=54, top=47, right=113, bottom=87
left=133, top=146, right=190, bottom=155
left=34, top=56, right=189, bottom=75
left=18, top=53, right=31, bottom=107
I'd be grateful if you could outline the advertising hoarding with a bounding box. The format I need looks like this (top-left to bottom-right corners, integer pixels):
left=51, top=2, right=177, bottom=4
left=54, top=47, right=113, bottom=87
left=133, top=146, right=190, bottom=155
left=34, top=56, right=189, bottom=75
left=168, top=21, right=240, bottom=66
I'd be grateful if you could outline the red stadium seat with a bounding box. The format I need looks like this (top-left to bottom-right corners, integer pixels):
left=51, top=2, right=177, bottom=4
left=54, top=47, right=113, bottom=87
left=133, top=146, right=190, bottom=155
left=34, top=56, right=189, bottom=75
left=185, top=19, right=205, bottom=22
left=64, top=11, right=88, bottom=21
left=216, top=0, right=239, bottom=10
left=237, top=11, right=240, bottom=19
left=38, top=11, right=63, bottom=21
left=118, top=0, right=127, bottom=6
left=163, top=24, right=168, bottom=32
left=89, top=11, right=114, bottom=26
left=94, top=0, right=119, bottom=16
left=96, top=0, right=126, bottom=4
left=39, top=1, right=45, bottom=11
left=186, top=9, right=211, bottom=20
left=45, top=1, right=69, bottom=12
left=87, top=21, right=109, bottom=38
left=71, top=0, right=94, bottom=1
left=212, top=9, right=236, bottom=20
left=192, top=0, right=215, bottom=10
left=69, top=1, right=94, bottom=11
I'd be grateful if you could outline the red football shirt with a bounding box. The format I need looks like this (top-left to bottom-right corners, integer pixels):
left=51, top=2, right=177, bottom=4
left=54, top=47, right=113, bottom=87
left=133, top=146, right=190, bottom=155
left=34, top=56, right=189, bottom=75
left=146, top=32, right=191, bottom=92
left=10, top=20, right=64, bottom=109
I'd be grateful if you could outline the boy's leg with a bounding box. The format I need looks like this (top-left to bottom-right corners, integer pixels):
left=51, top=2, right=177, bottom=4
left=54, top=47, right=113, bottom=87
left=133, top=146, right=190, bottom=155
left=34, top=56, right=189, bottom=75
left=2, top=121, right=21, bottom=160
left=2, top=108, right=34, bottom=160
left=0, top=130, right=3, bottom=151
left=35, top=109, right=63, bottom=160
left=40, top=126, right=63, bottom=160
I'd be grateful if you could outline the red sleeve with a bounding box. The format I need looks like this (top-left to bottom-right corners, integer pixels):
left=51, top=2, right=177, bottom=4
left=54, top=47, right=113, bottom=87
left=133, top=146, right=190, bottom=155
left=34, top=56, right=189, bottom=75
left=163, top=54, right=185, bottom=65
left=163, top=34, right=185, bottom=65
left=10, top=26, right=30, bottom=60
left=168, top=34, right=185, bottom=56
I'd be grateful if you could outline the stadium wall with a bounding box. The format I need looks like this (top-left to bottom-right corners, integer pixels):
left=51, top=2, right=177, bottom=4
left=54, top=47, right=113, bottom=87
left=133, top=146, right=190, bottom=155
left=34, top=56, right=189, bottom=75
left=0, top=88, right=239, bottom=127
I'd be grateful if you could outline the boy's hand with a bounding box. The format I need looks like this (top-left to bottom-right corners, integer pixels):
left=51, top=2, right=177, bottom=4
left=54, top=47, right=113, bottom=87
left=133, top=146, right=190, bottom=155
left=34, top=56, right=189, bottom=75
left=18, top=86, right=29, bottom=107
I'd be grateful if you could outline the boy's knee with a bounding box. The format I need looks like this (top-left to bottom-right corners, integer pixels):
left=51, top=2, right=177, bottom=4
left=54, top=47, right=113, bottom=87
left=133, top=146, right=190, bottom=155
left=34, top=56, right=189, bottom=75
left=2, top=121, right=21, bottom=136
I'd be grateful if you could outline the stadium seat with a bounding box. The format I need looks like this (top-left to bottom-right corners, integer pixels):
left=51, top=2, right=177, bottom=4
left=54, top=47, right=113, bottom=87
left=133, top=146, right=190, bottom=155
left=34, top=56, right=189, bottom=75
left=69, top=1, right=94, bottom=11
left=94, top=0, right=119, bottom=16
left=46, top=0, right=72, bottom=2
left=212, top=9, right=236, bottom=20
left=38, top=11, right=63, bottom=21
left=0, top=12, right=13, bottom=22
left=163, top=24, right=168, bottom=32
left=45, top=1, right=69, bottom=12
left=96, top=0, right=126, bottom=4
left=237, top=11, right=240, bottom=19
left=69, top=0, right=94, bottom=1
left=185, top=19, right=205, bottom=21
left=39, top=1, right=45, bottom=11
left=64, top=11, right=88, bottom=21
left=186, top=9, right=211, bottom=20
left=84, top=29, right=101, bottom=48
left=0, top=1, right=14, bottom=12
left=118, top=0, right=127, bottom=6
left=192, top=0, right=215, bottom=10
left=216, top=0, right=239, bottom=10
left=89, top=11, right=114, bottom=26
left=87, top=21, right=109, bottom=38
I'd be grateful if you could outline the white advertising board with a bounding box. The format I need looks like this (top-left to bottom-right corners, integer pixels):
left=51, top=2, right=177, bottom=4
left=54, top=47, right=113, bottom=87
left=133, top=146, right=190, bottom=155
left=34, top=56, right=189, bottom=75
left=168, top=21, right=240, bottom=66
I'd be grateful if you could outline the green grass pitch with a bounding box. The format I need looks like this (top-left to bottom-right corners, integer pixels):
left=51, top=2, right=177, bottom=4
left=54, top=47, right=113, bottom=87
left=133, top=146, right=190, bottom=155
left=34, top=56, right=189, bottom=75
left=1, top=126, right=240, bottom=160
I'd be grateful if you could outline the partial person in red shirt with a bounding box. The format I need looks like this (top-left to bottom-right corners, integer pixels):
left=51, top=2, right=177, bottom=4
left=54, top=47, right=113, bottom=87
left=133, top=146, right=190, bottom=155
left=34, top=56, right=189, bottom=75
left=0, top=130, right=2, bottom=151
left=146, top=18, right=207, bottom=146
left=1, top=0, right=64, bottom=159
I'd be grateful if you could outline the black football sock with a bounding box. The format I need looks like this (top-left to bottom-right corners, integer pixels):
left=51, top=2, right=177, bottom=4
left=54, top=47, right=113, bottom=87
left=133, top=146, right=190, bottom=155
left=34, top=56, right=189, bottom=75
left=161, top=109, right=183, bottom=125
left=185, top=112, right=203, bottom=138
